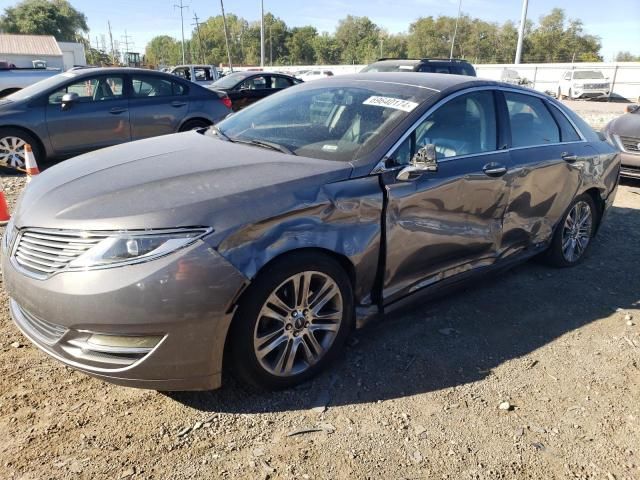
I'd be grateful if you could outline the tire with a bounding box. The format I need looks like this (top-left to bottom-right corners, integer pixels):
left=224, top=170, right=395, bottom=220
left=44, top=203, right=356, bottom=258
left=0, top=127, right=43, bottom=170
left=543, top=194, right=598, bottom=267
left=179, top=119, right=211, bottom=132
left=228, top=251, right=354, bottom=390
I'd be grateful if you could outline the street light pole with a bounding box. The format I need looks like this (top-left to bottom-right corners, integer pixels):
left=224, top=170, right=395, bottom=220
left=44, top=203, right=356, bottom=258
left=260, top=0, right=265, bottom=68
left=449, top=0, right=462, bottom=60
left=515, top=0, right=529, bottom=64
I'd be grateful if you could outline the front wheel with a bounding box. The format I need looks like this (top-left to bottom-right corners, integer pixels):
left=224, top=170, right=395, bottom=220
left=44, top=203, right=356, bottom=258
left=544, top=194, right=597, bottom=267
left=228, top=252, right=353, bottom=390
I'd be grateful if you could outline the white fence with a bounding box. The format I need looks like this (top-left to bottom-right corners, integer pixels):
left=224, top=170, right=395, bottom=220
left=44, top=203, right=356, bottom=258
left=237, top=62, right=640, bottom=101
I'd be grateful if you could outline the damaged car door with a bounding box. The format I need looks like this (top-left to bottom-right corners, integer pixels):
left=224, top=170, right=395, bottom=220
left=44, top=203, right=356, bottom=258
left=379, top=89, right=512, bottom=303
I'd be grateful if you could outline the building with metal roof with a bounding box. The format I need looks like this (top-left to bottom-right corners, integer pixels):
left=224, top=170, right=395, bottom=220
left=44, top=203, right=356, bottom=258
left=0, top=34, right=85, bottom=70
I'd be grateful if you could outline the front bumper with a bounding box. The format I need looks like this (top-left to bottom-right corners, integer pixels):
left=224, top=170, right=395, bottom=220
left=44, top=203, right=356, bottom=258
left=2, top=240, right=247, bottom=391
left=572, top=88, right=609, bottom=99
left=620, top=151, right=640, bottom=178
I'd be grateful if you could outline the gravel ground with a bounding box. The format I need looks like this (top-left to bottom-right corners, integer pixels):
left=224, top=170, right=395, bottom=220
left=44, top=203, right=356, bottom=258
left=560, top=100, right=632, bottom=131
left=0, top=169, right=639, bottom=480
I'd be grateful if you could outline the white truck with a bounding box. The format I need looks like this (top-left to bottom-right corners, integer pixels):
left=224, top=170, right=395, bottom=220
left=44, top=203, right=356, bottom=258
left=169, top=65, right=220, bottom=87
left=557, top=69, right=611, bottom=100
left=0, top=65, right=61, bottom=97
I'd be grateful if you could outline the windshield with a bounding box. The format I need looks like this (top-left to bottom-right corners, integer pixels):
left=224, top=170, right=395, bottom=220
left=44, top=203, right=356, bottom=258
left=7, top=72, right=76, bottom=101
left=215, top=82, right=432, bottom=161
left=573, top=70, right=604, bottom=80
left=210, top=72, right=248, bottom=89
left=361, top=63, right=418, bottom=73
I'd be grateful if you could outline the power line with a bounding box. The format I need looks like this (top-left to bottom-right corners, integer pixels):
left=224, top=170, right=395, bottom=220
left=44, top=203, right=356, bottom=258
left=192, top=12, right=205, bottom=64
left=174, top=0, right=188, bottom=65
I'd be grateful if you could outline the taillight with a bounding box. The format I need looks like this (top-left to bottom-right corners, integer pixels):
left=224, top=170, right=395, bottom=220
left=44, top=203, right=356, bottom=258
left=222, top=97, right=232, bottom=109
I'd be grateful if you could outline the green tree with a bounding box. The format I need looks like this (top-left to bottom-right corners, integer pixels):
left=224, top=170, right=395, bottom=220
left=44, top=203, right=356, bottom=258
left=313, top=32, right=340, bottom=64
left=287, top=26, right=317, bottom=65
left=145, top=35, right=183, bottom=67
left=0, top=0, right=88, bottom=42
left=615, top=51, right=640, bottom=61
left=335, top=15, right=380, bottom=64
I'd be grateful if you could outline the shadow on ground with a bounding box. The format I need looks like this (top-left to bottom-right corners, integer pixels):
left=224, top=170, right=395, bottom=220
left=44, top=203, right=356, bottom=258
left=169, top=199, right=640, bottom=414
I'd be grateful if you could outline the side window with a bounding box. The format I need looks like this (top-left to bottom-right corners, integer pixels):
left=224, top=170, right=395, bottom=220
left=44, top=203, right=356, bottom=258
left=548, top=103, right=581, bottom=142
left=131, top=75, right=180, bottom=98
left=389, top=90, right=497, bottom=165
left=418, top=64, right=433, bottom=73
left=433, top=66, right=451, bottom=74
left=504, top=92, right=560, bottom=147
left=272, top=76, right=293, bottom=89
left=239, top=76, right=267, bottom=90
left=194, top=67, right=213, bottom=81
left=564, top=72, right=571, bottom=81
left=49, top=76, right=124, bottom=104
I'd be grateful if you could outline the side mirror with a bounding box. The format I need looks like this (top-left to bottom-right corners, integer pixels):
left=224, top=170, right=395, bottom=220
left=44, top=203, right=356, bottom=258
left=626, top=104, right=639, bottom=114
left=61, top=92, right=79, bottom=110
left=397, top=144, right=438, bottom=181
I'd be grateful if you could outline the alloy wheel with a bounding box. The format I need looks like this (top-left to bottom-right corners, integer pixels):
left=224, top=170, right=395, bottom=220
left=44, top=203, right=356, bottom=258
left=253, top=271, right=343, bottom=377
left=0, top=136, right=27, bottom=168
left=561, top=200, right=593, bottom=263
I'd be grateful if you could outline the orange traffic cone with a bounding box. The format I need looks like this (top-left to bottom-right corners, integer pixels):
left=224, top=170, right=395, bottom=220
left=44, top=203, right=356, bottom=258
left=24, top=144, right=40, bottom=181
left=0, top=178, right=11, bottom=226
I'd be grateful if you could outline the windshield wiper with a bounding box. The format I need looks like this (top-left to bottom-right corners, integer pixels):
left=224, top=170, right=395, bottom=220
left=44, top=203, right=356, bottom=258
left=211, top=125, right=232, bottom=141
left=232, top=138, right=297, bottom=156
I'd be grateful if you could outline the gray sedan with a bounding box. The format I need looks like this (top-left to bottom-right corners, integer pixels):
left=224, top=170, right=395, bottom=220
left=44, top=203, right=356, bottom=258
left=0, top=67, right=231, bottom=168
left=2, top=73, right=620, bottom=391
left=603, top=104, right=640, bottom=178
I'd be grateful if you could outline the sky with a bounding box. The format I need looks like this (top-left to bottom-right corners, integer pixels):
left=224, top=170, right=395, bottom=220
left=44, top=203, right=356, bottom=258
left=3, top=0, right=639, bottom=61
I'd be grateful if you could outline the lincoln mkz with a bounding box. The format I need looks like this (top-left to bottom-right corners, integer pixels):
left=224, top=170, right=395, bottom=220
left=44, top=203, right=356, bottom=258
left=2, top=73, right=620, bottom=391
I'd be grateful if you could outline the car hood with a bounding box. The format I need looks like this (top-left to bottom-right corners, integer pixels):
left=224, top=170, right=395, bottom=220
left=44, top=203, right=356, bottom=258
left=13, top=132, right=354, bottom=236
left=608, top=112, right=640, bottom=138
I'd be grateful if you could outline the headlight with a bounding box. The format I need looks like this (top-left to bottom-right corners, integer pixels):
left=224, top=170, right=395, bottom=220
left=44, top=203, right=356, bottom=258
left=68, top=228, right=210, bottom=269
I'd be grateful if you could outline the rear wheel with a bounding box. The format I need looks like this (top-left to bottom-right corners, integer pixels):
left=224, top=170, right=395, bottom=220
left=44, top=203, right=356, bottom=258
left=544, top=194, right=597, bottom=267
left=0, top=128, right=43, bottom=169
left=228, top=252, right=353, bottom=390
left=179, top=119, right=211, bottom=132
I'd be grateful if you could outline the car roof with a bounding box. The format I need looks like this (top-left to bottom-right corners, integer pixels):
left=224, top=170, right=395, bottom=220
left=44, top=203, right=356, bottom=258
left=313, top=72, right=488, bottom=93
left=66, top=67, right=175, bottom=77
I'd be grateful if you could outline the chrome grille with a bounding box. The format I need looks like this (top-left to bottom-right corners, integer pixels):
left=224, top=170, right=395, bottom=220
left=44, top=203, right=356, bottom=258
left=620, top=136, right=640, bottom=153
left=583, top=83, right=607, bottom=89
left=14, top=302, right=68, bottom=345
left=13, top=229, right=108, bottom=277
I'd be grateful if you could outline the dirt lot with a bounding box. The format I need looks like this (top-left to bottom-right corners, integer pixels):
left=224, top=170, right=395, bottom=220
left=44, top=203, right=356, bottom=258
left=0, top=172, right=639, bottom=480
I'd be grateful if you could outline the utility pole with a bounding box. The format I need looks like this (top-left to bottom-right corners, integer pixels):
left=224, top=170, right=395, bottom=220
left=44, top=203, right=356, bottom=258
left=449, top=0, right=462, bottom=60
left=107, top=21, right=116, bottom=64
left=192, top=12, right=205, bottom=64
left=174, top=0, right=188, bottom=65
left=220, top=0, right=233, bottom=72
left=269, top=25, right=272, bottom=66
left=514, top=0, right=529, bottom=64
left=260, top=0, right=265, bottom=67
left=121, top=29, right=134, bottom=65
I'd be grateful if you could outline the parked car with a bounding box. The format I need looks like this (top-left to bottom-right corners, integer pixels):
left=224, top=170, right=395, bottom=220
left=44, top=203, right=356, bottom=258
left=298, top=70, right=334, bottom=81
left=361, top=58, right=476, bottom=76
left=500, top=68, right=530, bottom=86
left=2, top=73, right=619, bottom=391
left=558, top=70, right=610, bottom=100
left=169, top=65, right=220, bottom=87
left=0, top=67, right=231, bottom=168
left=208, top=71, right=302, bottom=111
left=603, top=104, right=640, bottom=178
left=0, top=64, right=61, bottom=97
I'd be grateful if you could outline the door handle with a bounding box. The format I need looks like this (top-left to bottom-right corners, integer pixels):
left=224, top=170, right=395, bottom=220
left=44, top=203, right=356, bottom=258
left=171, top=101, right=187, bottom=107
left=561, top=152, right=578, bottom=162
left=109, top=107, right=127, bottom=114
left=482, top=163, right=508, bottom=177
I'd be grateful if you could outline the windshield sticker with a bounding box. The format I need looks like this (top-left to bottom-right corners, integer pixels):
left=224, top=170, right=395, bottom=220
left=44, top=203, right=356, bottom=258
left=322, top=144, right=338, bottom=151
left=363, top=96, right=419, bottom=112
left=399, top=65, right=415, bottom=70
